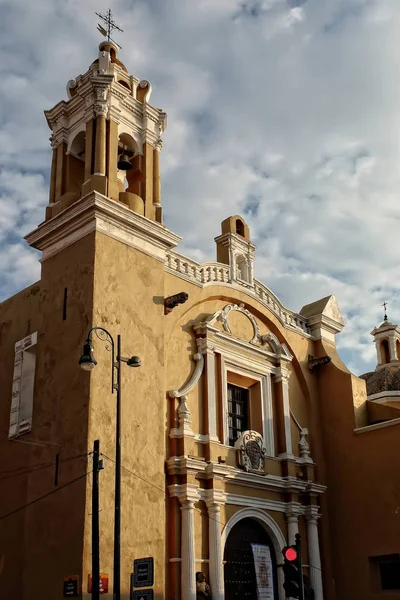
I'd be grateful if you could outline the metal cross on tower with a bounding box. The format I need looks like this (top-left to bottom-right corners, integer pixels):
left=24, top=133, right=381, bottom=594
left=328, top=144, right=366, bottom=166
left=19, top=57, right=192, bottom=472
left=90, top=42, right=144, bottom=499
left=382, top=301, right=388, bottom=321
left=96, top=9, right=123, bottom=48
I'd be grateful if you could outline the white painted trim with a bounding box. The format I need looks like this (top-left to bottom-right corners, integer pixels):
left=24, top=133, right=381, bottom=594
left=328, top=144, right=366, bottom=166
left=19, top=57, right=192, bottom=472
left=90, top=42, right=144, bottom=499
left=169, top=558, right=209, bottom=563
left=25, top=191, right=181, bottom=262
left=225, top=493, right=293, bottom=514
left=166, top=456, right=326, bottom=495
left=368, top=390, right=400, bottom=401
left=221, top=508, right=286, bottom=600
left=169, top=354, right=205, bottom=399
left=354, top=417, right=400, bottom=434
left=220, top=355, right=275, bottom=454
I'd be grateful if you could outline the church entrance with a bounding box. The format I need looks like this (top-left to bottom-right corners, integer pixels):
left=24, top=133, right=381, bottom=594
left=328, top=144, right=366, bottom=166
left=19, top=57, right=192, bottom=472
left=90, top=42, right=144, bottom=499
left=224, top=517, right=279, bottom=600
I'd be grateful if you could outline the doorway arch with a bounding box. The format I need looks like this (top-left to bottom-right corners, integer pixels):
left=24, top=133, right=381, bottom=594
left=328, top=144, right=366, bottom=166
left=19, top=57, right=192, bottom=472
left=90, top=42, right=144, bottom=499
left=222, top=508, right=286, bottom=600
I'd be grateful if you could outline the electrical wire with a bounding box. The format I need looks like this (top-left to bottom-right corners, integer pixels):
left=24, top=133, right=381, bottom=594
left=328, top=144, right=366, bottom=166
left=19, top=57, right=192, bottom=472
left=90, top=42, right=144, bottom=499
left=0, top=453, right=88, bottom=482
left=101, top=453, right=232, bottom=532
left=101, top=453, right=323, bottom=572
left=0, top=471, right=91, bottom=522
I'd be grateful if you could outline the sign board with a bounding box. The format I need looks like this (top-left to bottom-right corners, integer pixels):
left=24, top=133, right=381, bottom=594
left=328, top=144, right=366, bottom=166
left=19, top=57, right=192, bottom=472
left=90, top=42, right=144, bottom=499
left=133, top=558, right=154, bottom=588
left=251, top=544, right=274, bottom=600
left=63, top=576, right=79, bottom=597
left=88, top=573, right=109, bottom=594
left=132, top=590, right=154, bottom=600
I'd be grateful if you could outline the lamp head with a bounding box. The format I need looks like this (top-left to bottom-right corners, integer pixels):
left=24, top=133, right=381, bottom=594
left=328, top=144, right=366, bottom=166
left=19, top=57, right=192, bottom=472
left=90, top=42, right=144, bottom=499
left=126, top=356, right=141, bottom=368
left=79, top=341, right=97, bottom=371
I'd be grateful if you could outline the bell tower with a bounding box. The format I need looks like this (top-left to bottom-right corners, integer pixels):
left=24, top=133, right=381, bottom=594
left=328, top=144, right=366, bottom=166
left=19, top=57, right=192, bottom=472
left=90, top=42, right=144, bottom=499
left=371, top=313, right=400, bottom=369
left=215, top=215, right=256, bottom=286
left=45, top=39, right=166, bottom=223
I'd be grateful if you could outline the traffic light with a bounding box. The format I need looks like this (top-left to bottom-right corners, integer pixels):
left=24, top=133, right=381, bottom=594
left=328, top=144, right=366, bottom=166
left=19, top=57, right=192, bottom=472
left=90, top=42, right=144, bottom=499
left=282, top=545, right=302, bottom=598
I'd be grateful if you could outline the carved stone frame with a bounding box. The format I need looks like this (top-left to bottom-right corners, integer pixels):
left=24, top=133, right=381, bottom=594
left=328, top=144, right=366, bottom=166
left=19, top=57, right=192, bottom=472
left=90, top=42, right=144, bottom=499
left=194, top=303, right=293, bottom=455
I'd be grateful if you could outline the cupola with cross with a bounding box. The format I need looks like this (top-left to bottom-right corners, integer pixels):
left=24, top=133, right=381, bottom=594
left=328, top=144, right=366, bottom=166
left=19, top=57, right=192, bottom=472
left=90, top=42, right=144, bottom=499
left=371, top=304, right=400, bottom=369
left=44, top=12, right=166, bottom=224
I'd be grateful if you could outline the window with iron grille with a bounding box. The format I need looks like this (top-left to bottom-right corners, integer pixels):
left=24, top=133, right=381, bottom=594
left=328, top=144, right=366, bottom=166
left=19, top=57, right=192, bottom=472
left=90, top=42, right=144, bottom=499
left=228, top=384, right=249, bottom=447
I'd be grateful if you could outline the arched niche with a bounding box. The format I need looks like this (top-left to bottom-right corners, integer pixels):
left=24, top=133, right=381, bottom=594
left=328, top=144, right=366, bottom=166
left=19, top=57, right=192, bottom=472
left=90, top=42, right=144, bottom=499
left=236, top=254, right=249, bottom=282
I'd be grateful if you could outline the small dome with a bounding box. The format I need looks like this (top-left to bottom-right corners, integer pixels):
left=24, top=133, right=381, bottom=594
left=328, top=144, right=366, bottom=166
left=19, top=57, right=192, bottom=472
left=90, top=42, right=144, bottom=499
left=378, top=320, right=396, bottom=328
left=360, top=365, right=400, bottom=395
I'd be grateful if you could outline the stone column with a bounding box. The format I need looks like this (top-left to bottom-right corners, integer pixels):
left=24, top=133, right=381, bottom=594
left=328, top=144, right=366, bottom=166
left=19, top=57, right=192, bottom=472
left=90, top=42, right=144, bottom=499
left=389, top=337, right=397, bottom=362
left=206, top=500, right=225, bottom=600
left=94, top=114, right=106, bottom=176
left=49, top=147, right=57, bottom=204
left=306, top=510, right=324, bottom=600
left=286, top=510, right=299, bottom=546
left=153, top=147, right=161, bottom=222
left=84, top=119, right=94, bottom=181
left=180, top=500, right=196, bottom=600
left=275, top=368, right=293, bottom=458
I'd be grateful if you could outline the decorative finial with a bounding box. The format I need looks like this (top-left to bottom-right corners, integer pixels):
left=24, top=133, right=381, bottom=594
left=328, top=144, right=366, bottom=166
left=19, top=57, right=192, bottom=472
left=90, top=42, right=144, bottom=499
left=382, top=301, right=388, bottom=322
left=96, top=9, right=123, bottom=49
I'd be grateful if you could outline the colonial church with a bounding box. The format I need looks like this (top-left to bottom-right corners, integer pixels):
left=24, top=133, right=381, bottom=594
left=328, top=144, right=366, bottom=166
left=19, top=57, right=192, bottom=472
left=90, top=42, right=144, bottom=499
left=0, top=36, right=399, bottom=600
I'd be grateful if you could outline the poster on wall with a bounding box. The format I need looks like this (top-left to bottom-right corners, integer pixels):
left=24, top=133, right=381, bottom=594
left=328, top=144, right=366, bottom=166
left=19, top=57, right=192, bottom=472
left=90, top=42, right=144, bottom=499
left=251, top=544, right=274, bottom=600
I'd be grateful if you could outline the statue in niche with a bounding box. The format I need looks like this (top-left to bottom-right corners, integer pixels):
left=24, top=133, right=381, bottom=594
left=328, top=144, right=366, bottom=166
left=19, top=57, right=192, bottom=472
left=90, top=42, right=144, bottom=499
left=196, top=572, right=212, bottom=599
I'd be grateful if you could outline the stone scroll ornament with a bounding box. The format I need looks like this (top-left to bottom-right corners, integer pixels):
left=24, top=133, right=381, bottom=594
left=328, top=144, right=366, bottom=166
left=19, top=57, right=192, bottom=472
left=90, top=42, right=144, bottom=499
left=168, top=353, right=205, bottom=435
left=234, top=430, right=267, bottom=472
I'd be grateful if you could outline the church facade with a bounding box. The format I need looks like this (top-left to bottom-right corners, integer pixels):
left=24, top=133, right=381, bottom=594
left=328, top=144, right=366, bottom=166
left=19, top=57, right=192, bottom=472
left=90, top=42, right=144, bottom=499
left=0, top=40, right=399, bottom=600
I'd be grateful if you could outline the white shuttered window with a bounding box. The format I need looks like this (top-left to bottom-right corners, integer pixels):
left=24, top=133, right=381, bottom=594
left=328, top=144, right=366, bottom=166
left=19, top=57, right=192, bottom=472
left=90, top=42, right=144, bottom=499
left=9, top=332, right=38, bottom=439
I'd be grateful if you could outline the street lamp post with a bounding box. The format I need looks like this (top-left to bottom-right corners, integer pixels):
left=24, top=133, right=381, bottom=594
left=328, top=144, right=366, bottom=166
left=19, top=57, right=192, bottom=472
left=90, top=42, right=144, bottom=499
left=79, top=327, right=141, bottom=600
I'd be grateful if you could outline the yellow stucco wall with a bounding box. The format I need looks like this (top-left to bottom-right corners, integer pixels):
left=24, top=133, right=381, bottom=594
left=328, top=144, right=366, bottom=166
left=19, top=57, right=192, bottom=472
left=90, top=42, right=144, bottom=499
left=80, top=231, right=168, bottom=599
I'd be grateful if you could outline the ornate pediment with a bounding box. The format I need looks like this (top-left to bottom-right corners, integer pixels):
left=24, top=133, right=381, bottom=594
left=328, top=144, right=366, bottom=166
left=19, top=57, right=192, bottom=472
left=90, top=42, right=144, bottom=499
left=208, top=303, right=260, bottom=344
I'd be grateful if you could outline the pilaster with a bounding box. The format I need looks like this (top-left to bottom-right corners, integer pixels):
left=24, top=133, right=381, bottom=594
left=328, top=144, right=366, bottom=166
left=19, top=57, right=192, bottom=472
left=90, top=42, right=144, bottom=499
left=274, top=367, right=293, bottom=458
left=286, top=506, right=300, bottom=545
left=204, top=490, right=226, bottom=600
left=305, top=507, right=324, bottom=600
left=169, top=484, right=200, bottom=600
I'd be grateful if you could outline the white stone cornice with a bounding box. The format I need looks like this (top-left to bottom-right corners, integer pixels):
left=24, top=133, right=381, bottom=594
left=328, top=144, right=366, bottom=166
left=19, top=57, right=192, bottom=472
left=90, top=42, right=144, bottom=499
left=274, top=366, right=291, bottom=383
left=195, top=328, right=279, bottom=369
left=305, top=505, right=321, bottom=521
left=24, top=191, right=181, bottom=263
left=203, top=489, right=227, bottom=507
left=168, top=483, right=201, bottom=504
left=166, top=456, right=326, bottom=495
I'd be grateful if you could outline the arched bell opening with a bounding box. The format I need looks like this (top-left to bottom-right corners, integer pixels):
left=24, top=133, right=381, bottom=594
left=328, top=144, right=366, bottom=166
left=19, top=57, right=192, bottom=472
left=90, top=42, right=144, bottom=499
left=117, top=133, right=143, bottom=214
left=61, top=131, right=86, bottom=206
left=236, top=218, right=245, bottom=237
left=223, top=517, right=280, bottom=600
left=381, top=339, right=390, bottom=364
left=118, top=79, right=131, bottom=92
left=117, top=133, right=137, bottom=191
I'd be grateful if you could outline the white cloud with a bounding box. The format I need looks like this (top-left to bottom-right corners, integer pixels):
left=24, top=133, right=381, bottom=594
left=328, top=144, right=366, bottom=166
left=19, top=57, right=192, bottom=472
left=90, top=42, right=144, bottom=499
left=1, top=0, right=400, bottom=373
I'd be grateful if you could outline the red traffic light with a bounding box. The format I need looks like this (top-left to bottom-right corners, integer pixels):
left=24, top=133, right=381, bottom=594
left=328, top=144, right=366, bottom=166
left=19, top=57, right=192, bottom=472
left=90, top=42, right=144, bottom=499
left=284, top=547, right=298, bottom=562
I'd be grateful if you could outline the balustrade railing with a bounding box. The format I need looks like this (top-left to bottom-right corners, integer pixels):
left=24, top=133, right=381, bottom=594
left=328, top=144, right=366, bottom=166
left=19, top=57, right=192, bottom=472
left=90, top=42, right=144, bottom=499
left=165, top=251, right=310, bottom=335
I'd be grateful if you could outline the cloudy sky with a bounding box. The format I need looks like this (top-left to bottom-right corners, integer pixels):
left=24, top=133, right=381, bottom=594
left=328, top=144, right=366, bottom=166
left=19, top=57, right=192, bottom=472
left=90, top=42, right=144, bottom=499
left=1, top=0, right=400, bottom=374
